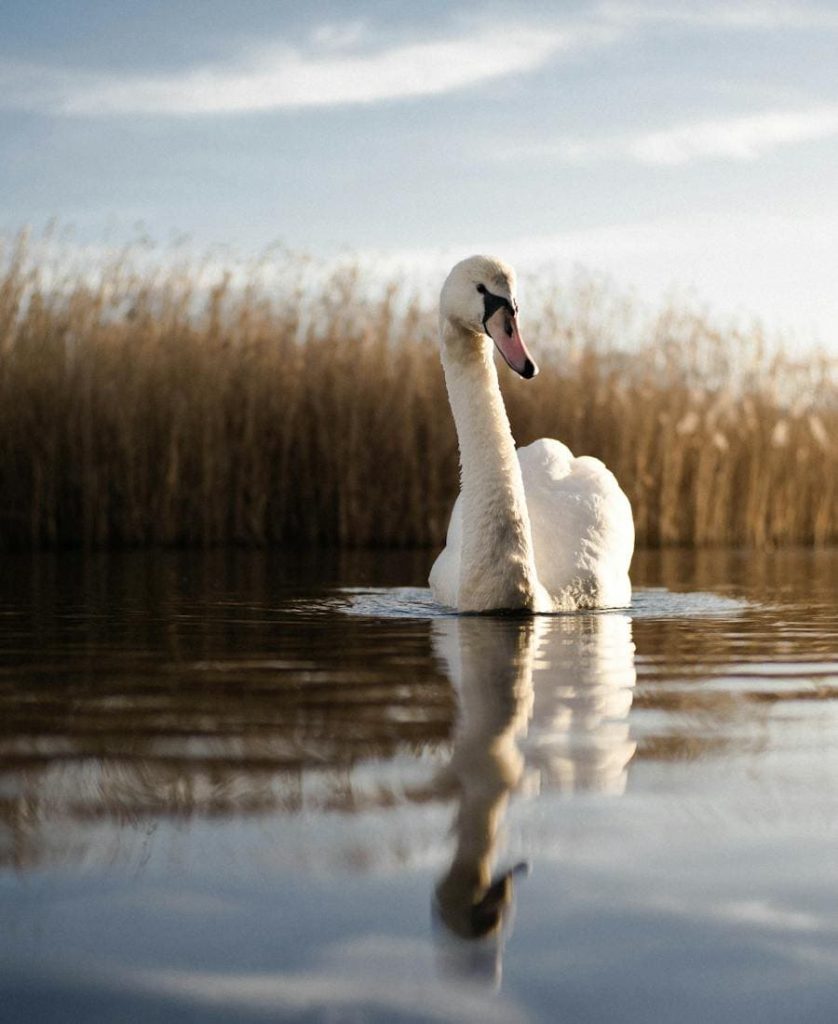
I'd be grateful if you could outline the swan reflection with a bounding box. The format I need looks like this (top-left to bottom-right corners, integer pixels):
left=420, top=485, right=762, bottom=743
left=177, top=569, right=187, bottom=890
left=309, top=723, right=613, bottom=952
left=526, top=614, right=637, bottom=795
left=431, top=612, right=636, bottom=964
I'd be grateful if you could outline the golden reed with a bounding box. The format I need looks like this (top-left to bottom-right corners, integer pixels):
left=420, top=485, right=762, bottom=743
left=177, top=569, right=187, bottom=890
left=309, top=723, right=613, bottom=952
left=0, top=231, right=835, bottom=549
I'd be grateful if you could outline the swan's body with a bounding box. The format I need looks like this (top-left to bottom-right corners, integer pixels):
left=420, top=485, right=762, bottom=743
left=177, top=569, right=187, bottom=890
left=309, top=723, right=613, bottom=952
left=429, top=255, right=633, bottom=613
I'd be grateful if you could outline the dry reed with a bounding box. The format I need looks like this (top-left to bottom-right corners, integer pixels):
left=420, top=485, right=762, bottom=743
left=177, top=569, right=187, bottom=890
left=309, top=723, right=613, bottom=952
left=0, top=231, right=835, bottom=550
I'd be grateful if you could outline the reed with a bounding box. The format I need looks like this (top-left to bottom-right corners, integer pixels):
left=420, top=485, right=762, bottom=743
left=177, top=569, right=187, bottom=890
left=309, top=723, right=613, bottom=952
left=0, top=231, right=835, bottom=550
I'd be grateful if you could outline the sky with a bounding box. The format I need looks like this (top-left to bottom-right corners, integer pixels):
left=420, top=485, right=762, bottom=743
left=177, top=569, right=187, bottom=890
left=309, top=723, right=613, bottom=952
left=2, top=0, right=838, bottom=348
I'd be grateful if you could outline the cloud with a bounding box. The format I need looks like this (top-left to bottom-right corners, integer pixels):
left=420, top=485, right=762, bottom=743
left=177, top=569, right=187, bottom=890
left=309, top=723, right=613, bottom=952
left=517, top=105, right=838, bottom=166
left=594, top=0, right=838, bottom=32
left=0, top=23, right=579, bottom=117
left=627, top=107, right=838, bottom=164
left=26, top=936, right=528, bottom=1024
left=6, top=5, right=836, bottom=119
left=3, top=4, right=837, bottom=119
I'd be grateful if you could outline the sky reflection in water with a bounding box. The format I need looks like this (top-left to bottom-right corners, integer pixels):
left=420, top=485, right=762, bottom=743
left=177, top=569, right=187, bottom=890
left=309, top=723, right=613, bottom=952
left=1, top=549, right=837, bottom=1022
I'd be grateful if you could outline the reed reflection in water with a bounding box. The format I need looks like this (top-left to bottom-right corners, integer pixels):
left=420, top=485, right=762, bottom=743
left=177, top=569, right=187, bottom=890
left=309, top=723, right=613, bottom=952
left=1, top=554, right=637, bottom=883
left=2, top=549, right=838, bottom=1022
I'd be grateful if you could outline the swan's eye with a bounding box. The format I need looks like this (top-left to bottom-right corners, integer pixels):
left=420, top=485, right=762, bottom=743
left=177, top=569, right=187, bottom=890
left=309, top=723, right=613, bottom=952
left=476, top=284, right=486, bottom=294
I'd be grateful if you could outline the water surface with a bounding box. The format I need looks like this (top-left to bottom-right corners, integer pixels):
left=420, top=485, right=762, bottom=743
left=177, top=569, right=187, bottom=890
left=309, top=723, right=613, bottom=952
left=1, top=548, right=837, bottom=1022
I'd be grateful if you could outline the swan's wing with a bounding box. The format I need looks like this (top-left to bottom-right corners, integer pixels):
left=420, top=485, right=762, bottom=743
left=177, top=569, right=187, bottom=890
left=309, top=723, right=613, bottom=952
left=518, top=439, right=634, bottom=608
left=431, top=439, right=634, bottom=611
left=429, top=495, right=462, bottom=609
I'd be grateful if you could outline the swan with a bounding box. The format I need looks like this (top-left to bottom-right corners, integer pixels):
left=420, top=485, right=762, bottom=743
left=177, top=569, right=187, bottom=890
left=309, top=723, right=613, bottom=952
left=429, top=254, right=634, bottom=613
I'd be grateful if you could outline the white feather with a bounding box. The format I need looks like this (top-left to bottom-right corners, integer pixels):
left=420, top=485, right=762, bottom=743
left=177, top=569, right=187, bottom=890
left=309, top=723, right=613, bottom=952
left=429, top=255, right=634, bottom=613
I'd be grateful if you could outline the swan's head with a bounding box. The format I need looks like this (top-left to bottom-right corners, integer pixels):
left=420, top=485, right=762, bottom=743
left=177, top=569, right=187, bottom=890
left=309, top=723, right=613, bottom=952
left=440, top=255, right=538, bottom=379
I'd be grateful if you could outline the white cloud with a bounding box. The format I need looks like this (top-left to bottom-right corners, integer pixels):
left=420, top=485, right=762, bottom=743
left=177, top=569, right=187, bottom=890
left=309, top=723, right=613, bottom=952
left=0, top=23, right=578, bottom=117
left=595, top=0, right=838, bottom=32
left=39, top=936, right=528, bottom=1024
left=628, top=107, right=838, bottom=164
left=2, top=4, right=837, bottom=119
left=518, top=105, right=838, bottom=166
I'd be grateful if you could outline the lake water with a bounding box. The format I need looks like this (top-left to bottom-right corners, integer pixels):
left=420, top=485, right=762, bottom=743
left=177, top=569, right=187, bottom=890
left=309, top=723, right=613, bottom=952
left=1, top=548, right=837, bottom=1023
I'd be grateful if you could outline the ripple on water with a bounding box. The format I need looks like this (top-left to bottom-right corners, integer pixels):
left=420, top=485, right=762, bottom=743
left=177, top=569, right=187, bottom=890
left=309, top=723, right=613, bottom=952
left=317, top=586, right=751, bottom=621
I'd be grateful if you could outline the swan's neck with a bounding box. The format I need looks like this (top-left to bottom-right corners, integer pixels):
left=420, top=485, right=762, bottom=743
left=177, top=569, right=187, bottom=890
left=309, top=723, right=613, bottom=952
left=441, top=321, right=541, bottom=611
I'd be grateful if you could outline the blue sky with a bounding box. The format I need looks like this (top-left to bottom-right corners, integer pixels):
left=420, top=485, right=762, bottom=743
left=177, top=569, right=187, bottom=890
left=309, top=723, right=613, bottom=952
left=2, top=1, right=838, bottom=346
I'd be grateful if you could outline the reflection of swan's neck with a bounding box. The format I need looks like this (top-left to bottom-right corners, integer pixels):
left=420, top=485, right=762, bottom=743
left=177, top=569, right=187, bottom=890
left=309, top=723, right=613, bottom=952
left=434, top=619, right=535, bottom=940
left=440, top=321, right=540, bottom=611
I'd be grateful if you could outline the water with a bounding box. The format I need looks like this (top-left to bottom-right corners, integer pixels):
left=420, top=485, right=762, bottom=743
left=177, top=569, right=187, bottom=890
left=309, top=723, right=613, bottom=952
left=1, top=548, right=837, bottom=1023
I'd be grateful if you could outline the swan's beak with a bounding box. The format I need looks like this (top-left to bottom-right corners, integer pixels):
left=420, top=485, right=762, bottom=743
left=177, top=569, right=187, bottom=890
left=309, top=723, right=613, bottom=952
left=485, top=307, right=538, bottom=380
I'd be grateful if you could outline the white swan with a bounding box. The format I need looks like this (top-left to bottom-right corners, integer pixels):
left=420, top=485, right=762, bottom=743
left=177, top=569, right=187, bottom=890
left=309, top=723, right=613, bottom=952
left=429, top=255, right=634, bottom=613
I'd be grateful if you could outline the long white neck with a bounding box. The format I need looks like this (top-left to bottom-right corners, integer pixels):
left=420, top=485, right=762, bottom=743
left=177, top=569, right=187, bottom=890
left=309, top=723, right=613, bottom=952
left=440, top=321, right=541, bottom=611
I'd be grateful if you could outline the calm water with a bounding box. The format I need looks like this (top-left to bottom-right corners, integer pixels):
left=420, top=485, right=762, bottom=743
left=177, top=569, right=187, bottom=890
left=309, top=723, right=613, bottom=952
left=1, top=548, right=837, bottom=1023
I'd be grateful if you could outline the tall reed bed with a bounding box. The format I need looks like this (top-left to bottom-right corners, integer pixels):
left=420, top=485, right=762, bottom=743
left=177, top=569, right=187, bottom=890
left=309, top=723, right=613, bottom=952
left=0, top=232, right=835, bottom=549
